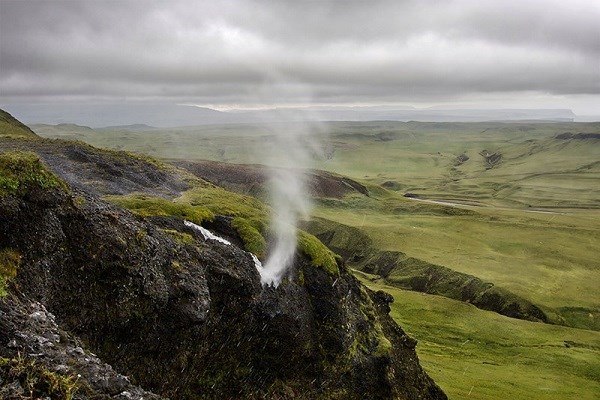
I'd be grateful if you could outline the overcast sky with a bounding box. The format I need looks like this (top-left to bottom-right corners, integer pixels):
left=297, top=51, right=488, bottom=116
left=1, top=0, right=599, bottom=115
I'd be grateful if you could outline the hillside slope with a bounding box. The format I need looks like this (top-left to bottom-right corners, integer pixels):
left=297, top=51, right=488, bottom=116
left=0, top=109, right=38, bottom=138
left=0, top=111, right=446, bottom=399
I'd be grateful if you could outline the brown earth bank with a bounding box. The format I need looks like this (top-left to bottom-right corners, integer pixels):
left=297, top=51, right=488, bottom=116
left=0, top=110, right=446, bottom=399
left=174, top=159, right=369, bottom=199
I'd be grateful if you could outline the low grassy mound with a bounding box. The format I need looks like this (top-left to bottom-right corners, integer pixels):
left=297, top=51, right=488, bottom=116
left=105, top=193, right=214, bottom=225
left=0, top=151, right=67, bottom=197
left=231, top=217, right=267, bottom=258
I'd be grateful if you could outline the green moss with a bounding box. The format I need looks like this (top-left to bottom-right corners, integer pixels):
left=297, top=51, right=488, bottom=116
left=373, top=334, right=392, bottom=357
left=0, top=248, right=20, bottom=297
left=0, top=355, right=80, bottom=399
left=297, top=269, right=305, bottom=286
left=178, top=186, right=269, bottom=222
left=108, top=187, right=339, bottom=275
left=104, top=193, right=214, bottom=224
left=161, top=229, right=195, bottom=245
left=231, top=217, right=267, bottom=258
left=0, top=151, right=67, bottom=196
left=297, top=231, right=339, bottom=276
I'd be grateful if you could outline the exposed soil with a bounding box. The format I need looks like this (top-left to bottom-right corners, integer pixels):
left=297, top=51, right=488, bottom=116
left=174, top=159, right=369, bottom=199
left=479, top=150, right=502, bottom=169
left=555, top=132, right=600, bottom=140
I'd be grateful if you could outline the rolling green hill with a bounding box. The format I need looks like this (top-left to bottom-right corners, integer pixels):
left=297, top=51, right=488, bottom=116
left=0, top=109, right=39, bottom=139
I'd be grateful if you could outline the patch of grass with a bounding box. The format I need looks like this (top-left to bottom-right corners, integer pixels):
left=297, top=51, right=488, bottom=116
left=104, top=193, right=214, bottom=224
left=183, top=187, right=341, bottom=271
left=313, top=202, right=600, bottom=319
left=179, top=186, right=271, bottom=258
left=297, top=231, right=339, bottom=276
left=0, top=151, right=67, bottom=196
left=355, top=272, right=600, bottom=400
left=0, top=109, right=38, bottom=138
left=0, top=248, right=21, bottom=297
left=0, top=355, right=80, bottom=399
left=179, top=186, right=269, bottom=221
left=231, top=217, right=267, bottom=258
left=161, top=229, right=195, bottom=245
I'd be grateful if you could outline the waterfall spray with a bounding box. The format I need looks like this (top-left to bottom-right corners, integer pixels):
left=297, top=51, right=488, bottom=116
left=259, top=120, right=322, bottom=287
left=261, top=159, right=309, bottom=286
left=239, top=78, right=323, bottom=287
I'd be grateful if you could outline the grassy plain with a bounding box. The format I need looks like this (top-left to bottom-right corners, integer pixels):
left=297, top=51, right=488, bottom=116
left=33, top=120, right=600, bottom=399
left=356, top=271, right=600, bottom=400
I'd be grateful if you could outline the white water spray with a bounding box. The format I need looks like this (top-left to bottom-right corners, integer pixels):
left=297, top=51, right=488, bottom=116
left=259, top=117, right=323, bottom=287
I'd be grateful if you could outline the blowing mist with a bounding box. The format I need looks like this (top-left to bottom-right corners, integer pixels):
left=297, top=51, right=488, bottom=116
left=257, top=113, right=323, bottom=287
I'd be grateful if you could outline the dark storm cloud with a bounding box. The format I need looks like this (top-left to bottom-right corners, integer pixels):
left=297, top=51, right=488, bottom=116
left=1, top=0, right=598, bottom=106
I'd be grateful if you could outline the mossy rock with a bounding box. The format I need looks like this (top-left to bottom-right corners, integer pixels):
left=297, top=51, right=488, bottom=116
left=298, top=231, right=339, bottom=277
left=0, top=151, right=67, bottom=197
left=107, top=188, right=340, bottom=275
left=105, top=193, right=214, bottom=225
left=231, top=217, right=267, bottom=259
left=160, top=229, right=195, bottom=245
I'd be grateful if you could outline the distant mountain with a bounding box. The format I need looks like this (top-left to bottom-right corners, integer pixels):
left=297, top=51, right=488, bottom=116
left=100, top=124, right=157, bottom=130
left=1, top=102, right=577, bottom=127
left=1, top=103, right=232, bottom=128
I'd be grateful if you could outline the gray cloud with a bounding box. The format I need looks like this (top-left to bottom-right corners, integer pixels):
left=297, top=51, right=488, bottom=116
left=1, top=0, right=599, bottom=112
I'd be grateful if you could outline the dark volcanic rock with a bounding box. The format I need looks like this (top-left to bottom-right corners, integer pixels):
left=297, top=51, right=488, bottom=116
left=0, top=138, right=190, bottom=197
left=0, top=296, right=162, bottom=399
left=0, top=155, right=446, bottom=398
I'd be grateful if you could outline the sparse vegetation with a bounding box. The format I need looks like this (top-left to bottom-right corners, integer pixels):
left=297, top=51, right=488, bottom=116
left=0, top=151, right=67, bottom=196
left=161, top=229, right=195, bottom=245
left=0, top=356, right=80, bottom=399
left=0, top=248, right=20, bottom=297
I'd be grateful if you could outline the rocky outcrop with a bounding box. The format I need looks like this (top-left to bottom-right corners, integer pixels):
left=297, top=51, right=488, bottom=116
left=0, top=133, right=446, bottom=398
left=479, top=150, right=502, bottom=169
